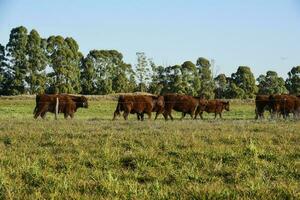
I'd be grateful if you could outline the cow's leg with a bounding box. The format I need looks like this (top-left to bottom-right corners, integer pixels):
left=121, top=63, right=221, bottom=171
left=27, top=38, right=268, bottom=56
left=271, top=111, right=277, bottom=119
left=70, top=112, right=74, bottom=119
left=123, top=112, right=129, bottom=120
left=190, top=109, right=195, bottom=119
left=169, top=113, right=174, bottom=121
left=137, top=113, right=141, bottom=121
left=113, top=111, right=120, bottom=120
left=180, top=113, right=186, bottom=120
left=34, top=109, right=42, bottom=119
left=140, top=113, right=144, bottom=121
left=34, top=105, right=47, bottom=119
left=147, top=112, right=151, bottom=120
left=64, top=112, right=68, bottom=119
left=194, top=107, right=200, bottom=120
left=189, top=113, right=193, bottom=119
left=214, top=112, right=217, bottom=119
left=285, top=112, right=290, bottom=119
left=194, top=110, right=198, bottom=120
left=170, top=113, right=174, bottom=121
left=154, top=111, right=160, bottom=120
left=38, top=105, right=48, bottom=119
left=282, top=111, right=287, bottom=119
left=163, top=112, right=168, bottom=121
left=41, top=111, right=47, bottom=119
left=219, top=112, right=222, bottom=119
left=255, top=109, right=258, bottom=120
left=200, top=112, right=204, bottom=120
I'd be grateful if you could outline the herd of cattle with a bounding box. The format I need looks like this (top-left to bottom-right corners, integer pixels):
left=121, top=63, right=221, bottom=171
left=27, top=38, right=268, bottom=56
left=33, top=93, right=300, bottom=120
left=255, top=94, right=300, bottom=119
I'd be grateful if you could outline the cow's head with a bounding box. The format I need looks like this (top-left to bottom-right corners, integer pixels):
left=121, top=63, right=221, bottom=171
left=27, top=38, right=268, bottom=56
left=268, top=95, right=278, bottom=110
left=223, top=101, right=230, bottom=111
left=152, top=95, right=164, bottom=112
left=198, top=99, right=208, bottom=110
left=156, top=96, right=164, bottom=108
left=80, top=96, right=88, bottom=108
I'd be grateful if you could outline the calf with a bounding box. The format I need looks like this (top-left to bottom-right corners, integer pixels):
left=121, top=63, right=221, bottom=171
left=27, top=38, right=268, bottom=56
left=194, top=100, right=230, bottom=119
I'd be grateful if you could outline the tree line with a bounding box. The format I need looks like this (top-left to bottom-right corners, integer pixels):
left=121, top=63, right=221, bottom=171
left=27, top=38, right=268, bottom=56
left=0, top=26, right=299, bottom=98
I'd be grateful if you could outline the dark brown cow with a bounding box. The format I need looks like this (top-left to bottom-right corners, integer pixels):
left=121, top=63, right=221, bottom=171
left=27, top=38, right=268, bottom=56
left=194, top=100, right=230, bottom=119
left=162, top=94, right=201, bottom=120
left=112, top=95, right=164, bottom=121
left=269, top=94, right=300, bottom=119
left=33, top=94, right=88, bottom=119
left=255, top=95, right=271, bottom=119
left=136, top=95, right=164, bottom=120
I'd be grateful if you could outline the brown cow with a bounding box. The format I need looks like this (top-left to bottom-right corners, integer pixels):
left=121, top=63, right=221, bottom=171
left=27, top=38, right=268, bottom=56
left=112, top=95, right=164, bottom=121
left=135, top=95, right=164, bottom=120
left=161, top=94, right=202, bottom=120
left=33, top=94, right=88, bottom=119
left=194, top=100, right=230, bottom=119
left=255, top=95, right=271, bottom=119
left=269, top=94, right=300, bottom=119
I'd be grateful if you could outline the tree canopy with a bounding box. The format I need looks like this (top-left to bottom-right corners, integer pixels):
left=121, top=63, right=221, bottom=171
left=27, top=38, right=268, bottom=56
left=0, top=26, right=299, bottom=98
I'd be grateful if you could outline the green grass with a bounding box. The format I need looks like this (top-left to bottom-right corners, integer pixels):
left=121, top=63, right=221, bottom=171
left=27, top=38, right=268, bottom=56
left=0, top=97, right=299, bottom=199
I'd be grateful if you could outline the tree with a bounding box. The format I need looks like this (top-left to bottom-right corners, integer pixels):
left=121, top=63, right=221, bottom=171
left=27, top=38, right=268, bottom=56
left=162, top=65, right=179, bottom=93
left=0, top=43, right=10, bottom=95
left=6, top=26, right=29, bottom=94
left=136, top=52, right=151, bottom=92
left=227, top=82, right=245, bottom=99
left=26, top=29, right=48, bottom=94
left=231, top=66, right=257, bottom=98
left=181, top=61, right=198, bottom=95
left=257, top=71, right=287, bottom=95
left=46, top=36, right=82, bottom=93
left=81, top=50, right=134, bottom=94
left=80, top=55, right=96, bottom=94
left=285, top=66, right=300, bottom=95
left=112, top=62, right=136, bottom=93
left=148, top=59, right=164, bottom=94
left=214, top=74, right=229, bottom=99
left=196, top=57, right=215, bottom=98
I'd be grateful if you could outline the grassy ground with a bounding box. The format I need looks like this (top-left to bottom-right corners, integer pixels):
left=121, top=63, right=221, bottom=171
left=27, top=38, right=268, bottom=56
left=0, top=97, right=299, bottom=199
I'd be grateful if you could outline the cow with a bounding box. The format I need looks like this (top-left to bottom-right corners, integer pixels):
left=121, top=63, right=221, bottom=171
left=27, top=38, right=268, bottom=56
left=269, top=94, right=300, bottom=119
left=161, top=94, right=202, bottom=120
left=112, top=95, right=164, bottom=121
left=33, top=94, right=88, bottom=119
left=255, top=95, right=271, bottom=119
left=194, top=100, right=230, bottom=119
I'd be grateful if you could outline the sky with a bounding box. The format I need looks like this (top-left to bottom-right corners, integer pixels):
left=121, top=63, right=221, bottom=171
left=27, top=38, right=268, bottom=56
left=0, top=0, right=300, bottom=78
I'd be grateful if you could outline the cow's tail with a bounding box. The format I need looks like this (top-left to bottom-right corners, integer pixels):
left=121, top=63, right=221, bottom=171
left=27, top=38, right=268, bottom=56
left=113, top=95, right=123, bottom=120
left=55, top=97, right=59, bottom=120
left=33, top=94, right=41, bottom=114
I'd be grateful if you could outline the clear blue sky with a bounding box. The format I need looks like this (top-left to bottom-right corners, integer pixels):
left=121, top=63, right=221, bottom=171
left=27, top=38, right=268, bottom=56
left=1, top=0, right=300, bottom=78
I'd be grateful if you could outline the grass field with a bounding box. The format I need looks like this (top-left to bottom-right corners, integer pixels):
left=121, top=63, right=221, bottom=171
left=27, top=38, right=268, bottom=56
left=0, top=97, right=299, bottom=199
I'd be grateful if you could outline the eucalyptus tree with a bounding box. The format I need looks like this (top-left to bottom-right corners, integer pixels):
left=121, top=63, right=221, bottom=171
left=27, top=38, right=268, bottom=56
left=196, top=57, right=215, bottom=98
left=46, top=36, right=82, bottom=93
left=26, top=29, right=48, bottom=94
left=6, top=26, right=28, bottom=94
left=257, top=71, right=287, bottom=95
left=285, top=66, right=300, bottom=95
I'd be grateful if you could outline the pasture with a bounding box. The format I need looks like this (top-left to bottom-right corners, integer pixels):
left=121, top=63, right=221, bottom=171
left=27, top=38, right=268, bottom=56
left=0, top=96, right=299, bottom=199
